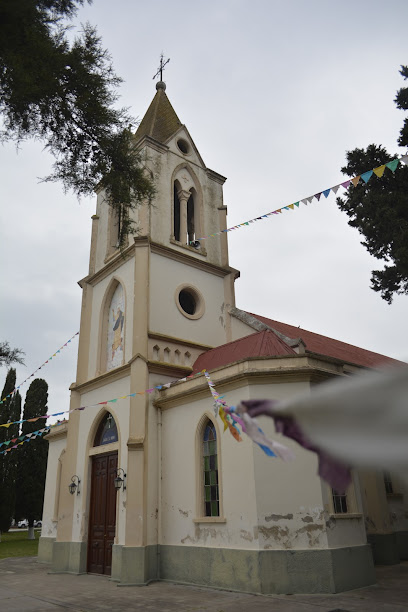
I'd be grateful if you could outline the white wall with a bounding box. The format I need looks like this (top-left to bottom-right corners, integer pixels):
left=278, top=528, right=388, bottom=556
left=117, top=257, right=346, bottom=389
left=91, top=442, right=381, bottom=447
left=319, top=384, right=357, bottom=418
left=150, top=252, right=228, bottom=346
left=161, top=392, right=259, bottom=550
left=41, top=430, right=67, bottom=538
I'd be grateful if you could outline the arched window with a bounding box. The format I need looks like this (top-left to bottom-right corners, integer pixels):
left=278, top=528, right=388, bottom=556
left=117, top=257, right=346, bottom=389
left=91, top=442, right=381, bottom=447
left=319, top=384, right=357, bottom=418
left=187, top=191, right=195, bottom=244
left=173, top=184, right=180, bottom=241
left=94, top=413, right=118, bottom=447
left=203, top=420, right=219, bottom=517
left=172, top=167, right=201, bottom=246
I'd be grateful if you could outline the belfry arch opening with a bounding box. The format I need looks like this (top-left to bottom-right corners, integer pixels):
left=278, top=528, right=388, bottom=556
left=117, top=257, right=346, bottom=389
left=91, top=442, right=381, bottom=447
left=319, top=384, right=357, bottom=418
left=173, top=168, right=201, bottom=245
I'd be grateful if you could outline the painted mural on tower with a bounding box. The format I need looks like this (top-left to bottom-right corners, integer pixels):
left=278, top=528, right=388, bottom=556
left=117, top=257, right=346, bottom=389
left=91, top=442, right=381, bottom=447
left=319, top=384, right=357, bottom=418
left=107, top=284, right=124, bottom=371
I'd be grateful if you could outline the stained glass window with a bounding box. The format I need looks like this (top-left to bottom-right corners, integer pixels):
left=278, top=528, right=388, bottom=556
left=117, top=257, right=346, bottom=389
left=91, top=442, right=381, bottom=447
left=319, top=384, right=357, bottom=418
left=94, top=413, right=118, bottom=447
left=203, top=420, right=219, bottom=517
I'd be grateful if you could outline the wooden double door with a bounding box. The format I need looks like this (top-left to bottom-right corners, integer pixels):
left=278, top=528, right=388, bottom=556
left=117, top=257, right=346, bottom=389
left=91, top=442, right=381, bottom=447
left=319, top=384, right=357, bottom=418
left=87, top=452, right=118, bottom=575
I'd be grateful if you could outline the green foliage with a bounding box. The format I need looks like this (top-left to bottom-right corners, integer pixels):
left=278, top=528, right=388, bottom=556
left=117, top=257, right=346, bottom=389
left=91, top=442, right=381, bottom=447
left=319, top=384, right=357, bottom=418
left=0, top=342, right=25, bottom=367
left=395, top=65, right=408, bottom=147
left=0, top=370, right=22, bottom=532
left=337, top=67, right=408, bottom=303
left=15, top=379, right=49, bottom=527
left=0, top=0, right=154, bottom=246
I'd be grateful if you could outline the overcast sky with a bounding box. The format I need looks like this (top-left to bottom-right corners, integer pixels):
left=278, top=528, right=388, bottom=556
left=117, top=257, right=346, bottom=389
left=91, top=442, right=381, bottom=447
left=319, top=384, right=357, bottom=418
left=1, top=0, right=407, bottom=422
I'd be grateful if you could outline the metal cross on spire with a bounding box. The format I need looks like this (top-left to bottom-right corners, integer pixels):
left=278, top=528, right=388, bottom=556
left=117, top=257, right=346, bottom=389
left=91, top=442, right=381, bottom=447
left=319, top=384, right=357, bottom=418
left=153, top=53, right=170, bottom=81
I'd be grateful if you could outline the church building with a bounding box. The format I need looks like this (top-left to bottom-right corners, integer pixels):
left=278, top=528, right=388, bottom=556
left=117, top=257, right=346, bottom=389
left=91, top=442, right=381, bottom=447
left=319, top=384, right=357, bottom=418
left=38, top=79, right=408, bottom=594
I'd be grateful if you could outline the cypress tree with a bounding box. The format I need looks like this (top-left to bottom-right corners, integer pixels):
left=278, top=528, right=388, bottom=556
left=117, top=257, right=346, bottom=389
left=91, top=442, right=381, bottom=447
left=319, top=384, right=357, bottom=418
left=0, top=369, right=21, bottom=533
left=15, top=379, right=49, bottom=539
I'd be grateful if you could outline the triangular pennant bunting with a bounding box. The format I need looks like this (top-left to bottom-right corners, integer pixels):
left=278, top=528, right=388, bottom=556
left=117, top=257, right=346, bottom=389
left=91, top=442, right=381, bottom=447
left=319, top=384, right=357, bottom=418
left=386, top=159, right=399, bottom=172
left=361, top=170, right=373, bottom=183
left=373, top=165, right=386, bottom=178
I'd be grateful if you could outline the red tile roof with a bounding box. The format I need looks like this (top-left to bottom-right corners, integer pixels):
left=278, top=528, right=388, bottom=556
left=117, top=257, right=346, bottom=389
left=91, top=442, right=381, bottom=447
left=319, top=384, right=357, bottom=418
left=192, top=329, right=296, bottom=374
left=250, top=313, right=402, bottom=368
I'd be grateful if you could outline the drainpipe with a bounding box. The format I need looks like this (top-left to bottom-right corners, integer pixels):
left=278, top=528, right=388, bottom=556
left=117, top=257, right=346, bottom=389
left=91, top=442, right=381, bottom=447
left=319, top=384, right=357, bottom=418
left=157, top=407, right=162, bottom=579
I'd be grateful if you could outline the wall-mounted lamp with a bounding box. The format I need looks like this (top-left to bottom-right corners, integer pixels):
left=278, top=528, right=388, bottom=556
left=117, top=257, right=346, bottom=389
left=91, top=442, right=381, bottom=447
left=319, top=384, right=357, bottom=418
left=114, top=468, right=126, bottom=491
left=68, top=475, right=81, bottom=495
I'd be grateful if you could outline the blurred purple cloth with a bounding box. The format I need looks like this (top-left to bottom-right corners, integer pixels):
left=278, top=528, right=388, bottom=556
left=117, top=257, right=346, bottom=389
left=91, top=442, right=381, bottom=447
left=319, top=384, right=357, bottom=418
left=239, top=399, right=351, bottom=492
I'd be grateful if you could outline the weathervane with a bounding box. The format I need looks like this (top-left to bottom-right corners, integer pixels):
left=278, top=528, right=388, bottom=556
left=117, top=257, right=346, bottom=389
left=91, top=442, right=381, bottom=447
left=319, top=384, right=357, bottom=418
left=153, top=53, right=170, bottom=82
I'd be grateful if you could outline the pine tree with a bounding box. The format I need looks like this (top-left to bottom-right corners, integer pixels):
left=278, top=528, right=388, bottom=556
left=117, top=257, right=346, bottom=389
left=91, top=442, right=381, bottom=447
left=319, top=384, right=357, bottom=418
left=15, top=379, right=49, bottom=539
left=0, top=1, right=155, bottom=246
left=0, top=369, right=22, bottom=533
left=337, top=66, right=408, bottom=303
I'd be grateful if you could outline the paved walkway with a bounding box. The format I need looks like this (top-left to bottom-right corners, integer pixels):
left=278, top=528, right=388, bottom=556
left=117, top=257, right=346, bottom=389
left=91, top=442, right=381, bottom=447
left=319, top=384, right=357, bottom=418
left=1, top=557, right=407, bottom=611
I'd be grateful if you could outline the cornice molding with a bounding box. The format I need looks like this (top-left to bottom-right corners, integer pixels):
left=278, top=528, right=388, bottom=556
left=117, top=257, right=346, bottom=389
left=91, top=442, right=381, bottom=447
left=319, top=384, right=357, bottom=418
left=148, top=331, right=213, bottom=351
left=44, top=423, right=68, bottom=441
left=128, top=353, right=148, bottom=366
left=154, top=355, right=348, bottom=410
left=79, top=243, right=135, bottom=287
left=127, top=437, right=145, bottom=451
left=150, top=240, right=239, bottom=278
left=134, top=134, right=169, bottom=154
left=71, top=362, right=131, bottom=394
left=206, top=168, right=227, bottom=184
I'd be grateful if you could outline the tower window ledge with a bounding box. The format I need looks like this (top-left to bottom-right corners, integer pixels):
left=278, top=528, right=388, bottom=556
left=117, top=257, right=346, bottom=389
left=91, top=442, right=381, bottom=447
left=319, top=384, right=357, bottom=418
left=170, top=237, right=207, bottom=257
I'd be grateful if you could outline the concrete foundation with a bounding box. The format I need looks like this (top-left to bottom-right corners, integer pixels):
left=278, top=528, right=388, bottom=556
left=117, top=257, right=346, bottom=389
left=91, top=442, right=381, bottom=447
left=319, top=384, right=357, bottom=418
left=44, top=540, right=376, bottom=594
left=51, top=541, right=87, bottom=574
left=116, top=545, right=158, bottom=585
left=159, top=544, right=375, bottom=594
left=37, top=537, right=55, bottom=563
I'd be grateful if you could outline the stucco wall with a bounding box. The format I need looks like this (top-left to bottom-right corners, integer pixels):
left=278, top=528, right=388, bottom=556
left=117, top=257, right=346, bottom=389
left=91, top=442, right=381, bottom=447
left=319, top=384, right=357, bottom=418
left=149, top=252, right=228, bottom=346
left=41, top=428, right=67, bottom=539
left=231, top=315, right=258, bottom=341
left=161, top=392, right=259, bottom=550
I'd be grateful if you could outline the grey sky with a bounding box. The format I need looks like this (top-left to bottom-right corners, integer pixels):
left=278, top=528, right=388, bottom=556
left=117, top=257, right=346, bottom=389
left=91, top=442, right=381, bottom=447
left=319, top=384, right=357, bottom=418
left=1, top=0, right=407, bottom=421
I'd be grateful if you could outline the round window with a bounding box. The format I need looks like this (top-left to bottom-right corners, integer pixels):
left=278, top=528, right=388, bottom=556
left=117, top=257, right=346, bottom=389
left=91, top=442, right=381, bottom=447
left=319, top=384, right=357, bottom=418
left=175, top=284, right=205, bottom=320
left=179, top=289, right=196, bottom=315
left=177, top=138, right=190, bottom=155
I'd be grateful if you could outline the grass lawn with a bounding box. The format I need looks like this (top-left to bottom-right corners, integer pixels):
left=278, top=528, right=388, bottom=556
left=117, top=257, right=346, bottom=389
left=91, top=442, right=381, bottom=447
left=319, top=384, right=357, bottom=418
left=0, top=529, right=40, bottom=559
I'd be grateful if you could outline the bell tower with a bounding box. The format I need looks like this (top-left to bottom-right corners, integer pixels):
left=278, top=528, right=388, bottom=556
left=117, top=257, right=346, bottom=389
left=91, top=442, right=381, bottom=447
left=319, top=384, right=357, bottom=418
left=82, top=78, right=239, bottom=386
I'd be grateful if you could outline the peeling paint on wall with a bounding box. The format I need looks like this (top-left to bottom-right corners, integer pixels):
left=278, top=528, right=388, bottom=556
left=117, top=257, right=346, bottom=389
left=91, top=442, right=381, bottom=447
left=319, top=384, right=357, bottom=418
left=301, top=516, right=314, bottom=523
left=265, top=513, right=293, bottom=522
left=240, top=529, right=253, bottom=542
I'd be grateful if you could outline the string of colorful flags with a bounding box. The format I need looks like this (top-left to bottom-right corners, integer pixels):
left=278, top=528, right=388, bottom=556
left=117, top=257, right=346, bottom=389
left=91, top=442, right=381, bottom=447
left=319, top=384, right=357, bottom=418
left=0, top=426, right=52, bottom=454
left=0, top=331, right=79, bottom=405
left=202, top=370, right=294, bottom=461
left=0, top=370, right=202, bottom=453
left=0, top=371, right=198, bottom=431
left=1, top=369, right=295, bottom=460
left=193, top=155, right=408, bottom=243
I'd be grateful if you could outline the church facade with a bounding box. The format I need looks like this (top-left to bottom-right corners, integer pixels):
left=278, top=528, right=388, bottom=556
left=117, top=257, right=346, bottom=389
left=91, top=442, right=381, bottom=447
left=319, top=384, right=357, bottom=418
left=38, top=81, right=408, bottom=594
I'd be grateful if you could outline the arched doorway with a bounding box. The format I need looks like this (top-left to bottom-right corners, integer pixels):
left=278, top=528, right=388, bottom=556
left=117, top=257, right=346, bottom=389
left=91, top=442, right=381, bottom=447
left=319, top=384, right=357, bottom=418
left=87, top=413, right=118, bottom=575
